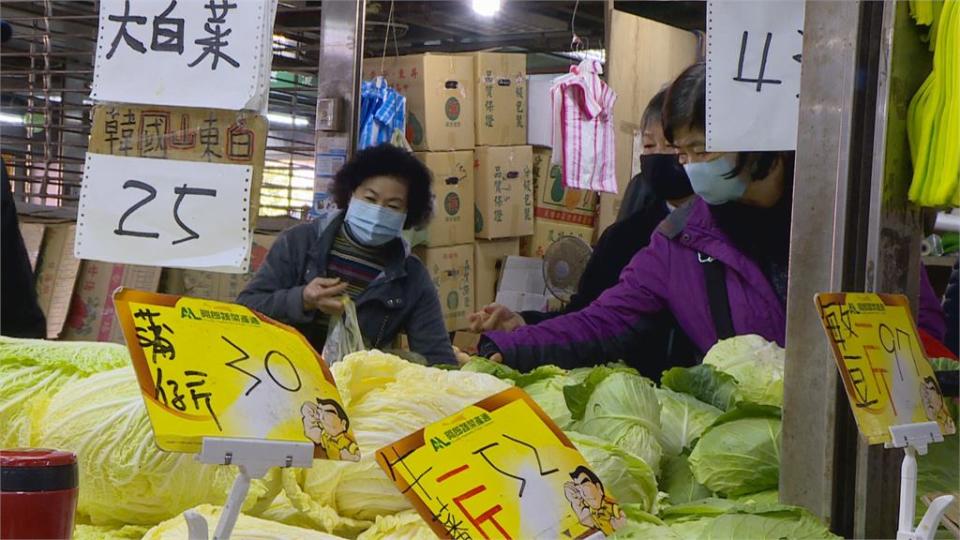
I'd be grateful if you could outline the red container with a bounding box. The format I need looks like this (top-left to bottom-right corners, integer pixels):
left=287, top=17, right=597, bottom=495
left=1, top=449, right=78, bottom=540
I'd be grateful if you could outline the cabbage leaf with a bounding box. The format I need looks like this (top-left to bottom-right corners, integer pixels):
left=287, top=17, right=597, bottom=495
left=688, top=415, right=781, bottom=497
left=661, top=364, right=742, bottom=411
left=703, top=335, right=785, bottom=407
left=655, top=388, right=722, bottom=456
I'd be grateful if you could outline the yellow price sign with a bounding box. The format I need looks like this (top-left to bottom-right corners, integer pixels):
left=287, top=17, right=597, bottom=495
left=114, top=288, right=359, bottom=461
left=815, top=293, right=956, bottom=444
left=376, top=387, right=626, bottom=539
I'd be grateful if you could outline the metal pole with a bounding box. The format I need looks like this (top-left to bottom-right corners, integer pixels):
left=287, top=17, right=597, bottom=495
left=313, top=0, right=365, bottom=214
left=781, top=0, right=862, bottom=535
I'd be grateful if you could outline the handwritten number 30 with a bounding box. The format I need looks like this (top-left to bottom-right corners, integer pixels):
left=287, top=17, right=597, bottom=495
left=114, top=180, right=218, bottom=244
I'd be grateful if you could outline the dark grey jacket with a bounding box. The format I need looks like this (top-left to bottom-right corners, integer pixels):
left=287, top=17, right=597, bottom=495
left=237, top=212, right=454, bottom=365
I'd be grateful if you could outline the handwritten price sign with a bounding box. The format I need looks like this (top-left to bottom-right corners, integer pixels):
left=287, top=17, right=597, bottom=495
left=114, top=288, right=358, bottom=460
left=377, top=387, right=625, bottom=539
left=815, top=293, right=956, bottom=444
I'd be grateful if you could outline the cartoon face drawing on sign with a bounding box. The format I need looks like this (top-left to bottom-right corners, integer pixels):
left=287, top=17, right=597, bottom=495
left=920, top=376, right=956, bottom=433
left=563, top=465, right=625, bottom=536
left=301, top=398, right=360, bottom=462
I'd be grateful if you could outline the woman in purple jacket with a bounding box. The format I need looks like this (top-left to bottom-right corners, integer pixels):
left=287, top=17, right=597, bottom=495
left=478, top=62, right=946, bottom=371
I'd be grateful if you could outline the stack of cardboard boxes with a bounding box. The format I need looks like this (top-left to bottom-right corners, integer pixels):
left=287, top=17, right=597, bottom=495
left=366, top=52, right=537, bottom=332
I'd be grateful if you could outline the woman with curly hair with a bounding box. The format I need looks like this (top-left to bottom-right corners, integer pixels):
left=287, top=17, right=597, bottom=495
left=239, top=144, right=454, bottom=365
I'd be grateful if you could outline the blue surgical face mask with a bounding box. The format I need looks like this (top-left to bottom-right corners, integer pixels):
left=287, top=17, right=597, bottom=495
left=344, top=198, right=406, bottom=246
left=683, top=154, right=748, bottom=205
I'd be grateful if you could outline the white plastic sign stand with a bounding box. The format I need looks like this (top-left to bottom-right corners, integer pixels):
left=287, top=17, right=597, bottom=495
left=184, top=437, right=313, bottom=540
left=885, top=422, right=955, bottom=540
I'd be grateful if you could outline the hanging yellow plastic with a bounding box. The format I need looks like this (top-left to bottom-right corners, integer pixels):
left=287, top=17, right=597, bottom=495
left=907, top=0, right=959, bottom=208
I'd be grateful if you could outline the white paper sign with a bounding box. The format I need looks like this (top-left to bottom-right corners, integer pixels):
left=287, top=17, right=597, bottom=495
left=76, top=154, right=252, bottom=272
left=91, top=0, right=276, bottom=111
left=706, top=0, right=805, bottom=151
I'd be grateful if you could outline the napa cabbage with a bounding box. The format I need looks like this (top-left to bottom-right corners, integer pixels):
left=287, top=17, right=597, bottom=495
left=141, top=504, right=344, bottom=539
left=35, top=367, right=280, bottom=525
left=0, top=337, right=129, bottom=448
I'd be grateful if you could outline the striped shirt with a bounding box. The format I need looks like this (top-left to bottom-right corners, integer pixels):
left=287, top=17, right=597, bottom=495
left=327, top=225, right=388, bottom=300
left=550, top=59, right=618, bottom=194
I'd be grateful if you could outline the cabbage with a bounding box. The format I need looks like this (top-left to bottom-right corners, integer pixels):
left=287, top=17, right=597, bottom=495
left=357, top=511, right=435, bottom=540
left=688, top=411, right=782, bottom=497
left=568, top=369, right=664, bottom=472
left=35, top=367, right=280, bottom=525
left=524, top=377, right=575, bottom=428
left=660, top=454, right=713, bottom=505
left=655, top=388, right=722, bottom=456
left=703, top=335, right=785, bottom=407
left=73, top=524, right=147, bottom=540
left=566, top=431, right=660, bottom=513
left=141, top=504, right=346, bottom=539
left=661, top=499, right=838, bottom=540
left=736, top=490, right=782, bottom=506
left=280, top=352, right=511, bottom=534
left=917, top=433, right=958, bottom=535
left=0, top=337, right=129, bottom=447
left=661, top=364, right=742, bottom=411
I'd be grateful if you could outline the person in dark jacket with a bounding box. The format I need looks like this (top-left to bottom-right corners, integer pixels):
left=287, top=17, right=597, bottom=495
left=1, top=158, right=47, bottom=338
left=477, top=62, right=946, bottom=371
left=945, top=260, right=959, bottom=356
left=238, top=144, right=454, bottom=365
left=466, top=88, right=698, bottom=377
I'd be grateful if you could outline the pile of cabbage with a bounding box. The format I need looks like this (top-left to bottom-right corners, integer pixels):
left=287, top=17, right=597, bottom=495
left=3, top=335, right=956, bottom=539
left=464, top=334, right=829, bottom=539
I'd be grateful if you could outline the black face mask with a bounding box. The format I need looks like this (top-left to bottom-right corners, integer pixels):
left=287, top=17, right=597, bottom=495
left=640, top=154, right=694, bottom=202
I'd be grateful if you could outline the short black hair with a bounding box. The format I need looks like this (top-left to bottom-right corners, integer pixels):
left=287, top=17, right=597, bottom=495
left=641, top=86, right=669, bottom=134
left=330, top=144, right=433, bottom=229
left=662, top=62, right=789, bottom=183
left=570, top=465, right=603, bottom=491
left=316, top=398, right=350, bottom=429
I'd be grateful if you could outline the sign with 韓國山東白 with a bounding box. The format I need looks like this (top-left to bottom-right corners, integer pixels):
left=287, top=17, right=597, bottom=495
left=114, top=288, right=360, bottom=461
left=91, top=0, right=277, bottom=111
left=75, top=105, right=268, bottom=273
left=706, top=0, right=805, bottom=151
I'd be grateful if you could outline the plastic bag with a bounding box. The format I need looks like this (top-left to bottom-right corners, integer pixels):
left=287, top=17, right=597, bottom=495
left=321, top=297, right=365, bottom=365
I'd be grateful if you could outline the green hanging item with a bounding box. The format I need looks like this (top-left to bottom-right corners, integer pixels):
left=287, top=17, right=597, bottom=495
left=907, top=0, right=959, bottom=208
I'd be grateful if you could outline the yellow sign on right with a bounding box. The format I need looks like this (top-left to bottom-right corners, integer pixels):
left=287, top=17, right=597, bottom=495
left=815, top=293, right=956, bottom=444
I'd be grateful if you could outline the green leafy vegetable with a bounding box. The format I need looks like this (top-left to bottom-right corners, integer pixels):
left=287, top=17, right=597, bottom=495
left=688, top=416, right=782, bottom=497
left=661, top=454, right=713, bottom=505
left=661, top=364, right=742, bottom=411
left=566, top=431, right=660, bottom=513
left=0, top=337, right=129, bottom=448
left=703, top=335, right=785, bottom=408
left=655, top=388, right=723, bottom=456
left=569, top=370, right=664, bottom=472
left=461, top=357, right=522, bottom=382
left=563, top=364, right=639, bottom=421
left=930, top=358, right=959, bottom=372
left=661, top=499, right=838, bottom=540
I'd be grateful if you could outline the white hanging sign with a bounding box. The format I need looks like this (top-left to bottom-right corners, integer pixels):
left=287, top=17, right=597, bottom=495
left=706, top=0, right=805, bottom=151
left=91, top=0, right=276, bottom=111
left=76, top=154, right=252, bottom=272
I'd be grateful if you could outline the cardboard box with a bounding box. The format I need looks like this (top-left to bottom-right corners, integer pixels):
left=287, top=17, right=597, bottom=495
left=19, top=222, right=46, bottom=271
left=474, top=145, right=534, bottom=239
left=474, top=238, right=520, bottom=308
left=520, top=219, right=595, bottom=259
left=365, top=54, right=475, bottom=151
left=161, top=234, right=277, bottom=302
left=415, top=244, right=474, bottom=331
left=34, top=223, right=82, bottom=339
left=62, top=262, right=163, bottom=343
left=533, top=147, right=598, bottom=227
left=472, top=52, right=527, bottom=146
left=415, top=151, right=475, bottom=247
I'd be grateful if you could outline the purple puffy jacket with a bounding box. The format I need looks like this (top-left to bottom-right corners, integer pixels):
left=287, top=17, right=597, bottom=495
left=487, top=199, right=946, bottom=371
